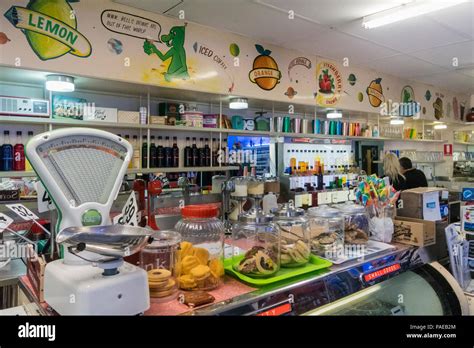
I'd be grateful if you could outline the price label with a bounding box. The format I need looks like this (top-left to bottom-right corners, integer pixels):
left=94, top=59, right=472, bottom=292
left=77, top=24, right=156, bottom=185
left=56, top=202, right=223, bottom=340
left=6, top=204, right=39, bottom=221
left=35, top=182, right=55, bottom=213
left=0, top=213, right=13, bottom=232
left=256, top=303, right=292, bottom=316
left=116, top=192, right=138, bottom=226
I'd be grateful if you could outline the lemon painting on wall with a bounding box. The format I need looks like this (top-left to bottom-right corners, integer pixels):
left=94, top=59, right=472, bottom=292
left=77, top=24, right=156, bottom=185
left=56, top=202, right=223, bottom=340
left=4, top=0, right=92, bottom=60
left=249, top=44, right=281, bottom=91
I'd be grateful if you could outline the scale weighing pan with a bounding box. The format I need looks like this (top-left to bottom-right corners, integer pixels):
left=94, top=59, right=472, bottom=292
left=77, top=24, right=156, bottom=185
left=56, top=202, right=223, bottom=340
left=57, top=225, right=153, bottom=262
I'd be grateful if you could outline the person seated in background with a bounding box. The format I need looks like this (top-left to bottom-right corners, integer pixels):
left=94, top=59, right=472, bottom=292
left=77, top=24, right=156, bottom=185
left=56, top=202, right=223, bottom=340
left=383, top=153, right=406, bottom=191
left=399, top=157, right=428, bottom=189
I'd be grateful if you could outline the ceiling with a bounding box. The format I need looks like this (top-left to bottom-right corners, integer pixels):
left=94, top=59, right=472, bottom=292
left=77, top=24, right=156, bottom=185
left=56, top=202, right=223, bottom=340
left=114, top=0, right=474, bottom=95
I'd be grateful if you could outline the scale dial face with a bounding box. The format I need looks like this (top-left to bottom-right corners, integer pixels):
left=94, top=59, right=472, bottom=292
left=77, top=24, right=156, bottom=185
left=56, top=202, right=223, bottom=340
left=35, top=134, right=128, bottom=207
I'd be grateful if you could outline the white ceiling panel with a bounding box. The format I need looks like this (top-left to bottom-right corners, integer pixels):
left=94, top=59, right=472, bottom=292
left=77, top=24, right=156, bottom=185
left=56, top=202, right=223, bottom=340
left=415, top=71, right=474, bottom=94
left=367, top=55, right=449, bottom=78
left=458, top=68, right=474, bottom=77
left=341, top=15, right=469, bottom=53
left=257, top=0, right=410, bottom=26
left=427, top=1, right=474, bottom=39
left=299, top=29, right=399, bottom=64
left=409, top=40, right=474, bottom=69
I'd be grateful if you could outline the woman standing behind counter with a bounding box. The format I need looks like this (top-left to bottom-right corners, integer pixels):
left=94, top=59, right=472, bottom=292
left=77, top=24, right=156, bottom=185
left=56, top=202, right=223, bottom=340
left=383, top=153, right=406, bottom=191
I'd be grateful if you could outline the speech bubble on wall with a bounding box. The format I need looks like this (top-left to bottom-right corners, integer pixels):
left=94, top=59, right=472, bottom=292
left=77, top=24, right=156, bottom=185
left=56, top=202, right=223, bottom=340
left=101, top=9, right=162, bottom=42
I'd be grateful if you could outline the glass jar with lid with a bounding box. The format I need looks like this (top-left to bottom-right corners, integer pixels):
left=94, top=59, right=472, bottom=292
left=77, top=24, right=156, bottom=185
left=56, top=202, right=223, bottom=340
left=264, top=177, right=280, bottom=195
left=231, top=211, right=280, bottom=278
left=272, top=203, right=311, bottom=267
left=174, top=205, right=225, bottom=290
left=247, top=176, right=264, bottom=197
left=140, top=230, right=181, bottom=302
left=335, top=202, right=369, bottom=245
left=231, top=176, right=248, bottom=198
left=307, top=206, right=344, bottom=259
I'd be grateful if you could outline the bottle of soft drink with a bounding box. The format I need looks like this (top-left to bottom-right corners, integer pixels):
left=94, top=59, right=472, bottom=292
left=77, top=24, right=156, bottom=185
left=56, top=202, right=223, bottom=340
left=13, top=131, right=25, bottom=171
left=25, top=131, right=34, bottom=172
left=1, top=131, right=13, bottom=171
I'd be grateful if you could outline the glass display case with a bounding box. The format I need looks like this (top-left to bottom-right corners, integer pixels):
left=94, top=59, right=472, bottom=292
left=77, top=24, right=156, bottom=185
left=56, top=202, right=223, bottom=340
left=305, top=263, right=466, bottom=315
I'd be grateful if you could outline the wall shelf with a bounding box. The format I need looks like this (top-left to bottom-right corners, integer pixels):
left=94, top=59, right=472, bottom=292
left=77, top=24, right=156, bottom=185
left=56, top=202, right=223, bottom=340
left=454, top=141, right=474, bottom=146
left=127, top=166, right=239, bottom=174
left=0, top=171, right=37, bottom=178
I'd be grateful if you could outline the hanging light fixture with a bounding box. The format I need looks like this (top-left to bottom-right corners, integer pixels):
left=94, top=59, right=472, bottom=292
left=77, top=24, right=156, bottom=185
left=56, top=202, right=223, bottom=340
left=434, top=123, right=447, bottom=130
left=229, top=97, right=248, bottom=109
left=46, top=74, right=75, bottom=92
left=362, top=0, right=467, bottom=29
left=390, top=118, right=404, bottom=125
left=327, top=110, right=342, bottom=119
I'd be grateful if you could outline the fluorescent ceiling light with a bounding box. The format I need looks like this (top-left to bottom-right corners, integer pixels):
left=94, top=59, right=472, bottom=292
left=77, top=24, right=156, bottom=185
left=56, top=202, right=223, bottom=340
left=390, top=118, right=405, bottom=125
left=434, top=124, right=447, bottom=129
left=229, top=97, right=248, bottom=109
left=46, top=74, right=75, bottom=92
left=327, top=111, right=342, bottom=119
left=362, top=1, right=468, bottom=29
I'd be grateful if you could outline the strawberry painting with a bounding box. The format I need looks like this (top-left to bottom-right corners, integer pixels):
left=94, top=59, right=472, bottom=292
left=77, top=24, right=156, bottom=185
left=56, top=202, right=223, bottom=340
left=318, top=69, right=335, bottom=94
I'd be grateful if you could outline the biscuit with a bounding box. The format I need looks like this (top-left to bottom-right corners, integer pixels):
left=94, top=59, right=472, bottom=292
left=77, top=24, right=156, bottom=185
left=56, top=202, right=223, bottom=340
left=179, top=274, right=197, bottom=290
left=193, top=247, right=210, bottom=265
left=149, top=278, right=176, bottom=291
left=189, top=265, right=211, bottom=281
left=147, top=269, right=171, bottom=282
left=181, top=255, right=201, bottom=275
left=150, top=287, right=175, bottom=298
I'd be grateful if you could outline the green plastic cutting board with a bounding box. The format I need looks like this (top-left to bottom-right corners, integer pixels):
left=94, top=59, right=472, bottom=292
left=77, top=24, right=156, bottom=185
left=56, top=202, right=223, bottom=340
left=224, top=254, right=332, bottom=286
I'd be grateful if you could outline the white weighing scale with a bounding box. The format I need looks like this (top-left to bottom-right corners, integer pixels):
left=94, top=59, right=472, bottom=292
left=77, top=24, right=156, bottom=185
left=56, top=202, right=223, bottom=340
left=26, top=128, right=151, bottom=315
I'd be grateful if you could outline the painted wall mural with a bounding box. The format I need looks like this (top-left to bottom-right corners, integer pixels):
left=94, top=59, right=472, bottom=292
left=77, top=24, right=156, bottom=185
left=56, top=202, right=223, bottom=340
left=316, top=60, right=342, bottom=107
left=0, top=0, right=470, bottom=122
left=4, top=0, right=92, bottom=60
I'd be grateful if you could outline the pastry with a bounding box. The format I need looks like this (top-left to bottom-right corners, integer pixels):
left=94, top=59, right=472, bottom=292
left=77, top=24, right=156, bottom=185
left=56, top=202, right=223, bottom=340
left=236, top=246, right=279, bottom=277
left=281, top=240, right=310, bottom=267
left=181, top=291, right=215, bottom=308
left=180, top=241, right=194, bottom=259
left=178, top=274, right=197, bottom=290
left=209, top=259, right=225, bottom=277
left=181, top=255, right=201, bottom=275
left=193, top=247, right=210, bottom=265
left=189, top=265, right=211, bottom=281
left=344, top=223, right=369, bottom=245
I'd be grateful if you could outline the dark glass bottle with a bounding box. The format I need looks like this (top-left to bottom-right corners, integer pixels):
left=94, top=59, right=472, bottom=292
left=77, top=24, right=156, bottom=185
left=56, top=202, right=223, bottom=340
left=141, top=135, right=148, bottom=168
left=13, top=131, right=25, bottom=171
left=192, top=137, right=199, bottom=167
left=149, top=135, right=157, bottom=168
left=157, top=136, right=164, bottom=168
left=221, top=138, right=228, bottom=166
left=1, top=131, right=13, bottom=171
left=212, top=137, right=218, bottom=166
left=172, top=136, right=179, bottom=167
left=198, top=138, right=205, bottom=166
left=184, top=137, right=192, bottom=167
left=204, top=138, right=211, bottom=167
left=164, top=136, right=172, bottom=168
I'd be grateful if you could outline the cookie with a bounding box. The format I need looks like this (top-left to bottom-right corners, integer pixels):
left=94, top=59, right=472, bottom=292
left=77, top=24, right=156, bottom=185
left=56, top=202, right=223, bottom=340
left=179, top=274, right=197, bottom=290
left=209, top=259, right=224, bottom=278
left=193, top=247, right=210, bottom=265
left=182, top=291, right=215, bottom=308
left=149, top=278, right=176, bottom=291
left=150, top=287, right=175, bottom=298
left=147, top=269, right=171, bottom=282
left=189, top=265, right=211, bottom=281
left=180, top=241, right=194, bottom=259
left=181, top=255, right=201, bottom=275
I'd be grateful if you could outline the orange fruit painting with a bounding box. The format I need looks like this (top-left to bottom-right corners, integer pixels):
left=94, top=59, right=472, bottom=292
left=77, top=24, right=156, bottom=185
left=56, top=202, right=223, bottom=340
left=249, top=44, right=281, bottom=91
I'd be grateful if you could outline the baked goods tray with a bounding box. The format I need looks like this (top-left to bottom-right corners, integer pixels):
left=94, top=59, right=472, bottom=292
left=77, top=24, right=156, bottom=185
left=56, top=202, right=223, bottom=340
left=224, top=254, right=332, bottom=287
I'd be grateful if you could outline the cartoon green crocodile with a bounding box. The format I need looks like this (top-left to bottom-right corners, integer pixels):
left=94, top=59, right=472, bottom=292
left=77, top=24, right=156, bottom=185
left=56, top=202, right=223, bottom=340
left=143, top=26, right=189, bottom=82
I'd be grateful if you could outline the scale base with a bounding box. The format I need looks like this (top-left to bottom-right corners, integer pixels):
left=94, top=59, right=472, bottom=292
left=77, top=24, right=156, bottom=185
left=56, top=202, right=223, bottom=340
left=44, top=259, right=150, bottom=315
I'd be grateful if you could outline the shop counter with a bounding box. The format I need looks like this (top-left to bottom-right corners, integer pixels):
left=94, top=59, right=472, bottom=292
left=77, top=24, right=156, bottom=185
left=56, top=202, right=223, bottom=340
left=9, top=243, right=469, bottom=316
